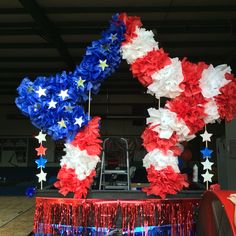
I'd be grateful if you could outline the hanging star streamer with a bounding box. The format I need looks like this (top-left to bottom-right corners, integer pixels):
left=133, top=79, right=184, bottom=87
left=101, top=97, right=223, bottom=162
left=201, top=147, right=213, bottom=159
left=200, top=130, right=213, bottom=142
left=36, top=170, right=47, bottom=182
left=35, top=156, right=48, bottom=169
left=35, top=143, right=47, bottom=156
left=201, top=170, right=213, bottom=182
left=201, top=158, right=214, bottom=171
left=35, top=131, right=47, bottom=143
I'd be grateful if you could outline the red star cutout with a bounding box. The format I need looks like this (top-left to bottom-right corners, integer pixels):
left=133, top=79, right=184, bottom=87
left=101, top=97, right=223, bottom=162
left=35, top=144, right=47, bottom=156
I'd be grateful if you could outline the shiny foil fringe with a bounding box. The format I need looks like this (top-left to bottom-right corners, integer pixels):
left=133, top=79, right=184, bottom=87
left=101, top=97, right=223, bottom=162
left=34, top=197, right=200, bottom=235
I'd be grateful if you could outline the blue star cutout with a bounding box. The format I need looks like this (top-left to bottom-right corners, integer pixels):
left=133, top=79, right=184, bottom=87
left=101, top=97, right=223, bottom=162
left=201, top=147, right=213, bottom=159
left=35, top=156, right=47, bottom=168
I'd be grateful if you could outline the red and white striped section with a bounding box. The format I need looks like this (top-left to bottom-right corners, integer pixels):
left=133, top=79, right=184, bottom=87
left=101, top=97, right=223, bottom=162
left=54, top=117, right=102, bottom=198
left=120, top=13, right=236, bottom=198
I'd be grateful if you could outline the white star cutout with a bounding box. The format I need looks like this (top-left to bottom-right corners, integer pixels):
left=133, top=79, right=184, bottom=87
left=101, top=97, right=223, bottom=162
left=58, top=89, right=69, bottom=100
left=36, top=170, right=47, bottom=182
left=35, top=86, right=46, bottom=98
left=201, top=170, right=213, bottom=182
left=74, top=117, right=84, bottom=127
left=201, top=158, right=214, bottom=171
left=200, top=130, right=213, bottom=142
left=48, top=99, right=57, bottom=109
left=35, top=130, right=47, bottom=143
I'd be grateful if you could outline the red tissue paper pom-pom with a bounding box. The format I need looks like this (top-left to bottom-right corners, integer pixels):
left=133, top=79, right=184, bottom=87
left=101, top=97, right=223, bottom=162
left=215, top=73, right=236, bottom=122
left=119, top=13, right=142, bottom=44
left=71, top=117, right=102, bottom=156
left=142, top=125, right=181, bottom=156
left=180, top=59, right=209, bottom=97
left=54, top=166, right=96, bottom=198
left=166, top=93, right=207, bottom=135
left=131, top=49, right=171, bottom=87
left=143, top=165, right=189, bottom=199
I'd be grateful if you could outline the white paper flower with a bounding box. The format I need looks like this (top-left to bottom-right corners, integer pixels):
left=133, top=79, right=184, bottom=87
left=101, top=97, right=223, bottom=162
left=147, top=58, right=184, bottom=98
left=203, top=99, right=220, bottom=124
left=146, top=108, right=192, bottom=141
left=60, top=143, right=100, bottom=180
left=143, top=148, right=180, bottom=172
left=121, top=27, right=159, bottom=64
left=200, top=64, right=231, bottom=98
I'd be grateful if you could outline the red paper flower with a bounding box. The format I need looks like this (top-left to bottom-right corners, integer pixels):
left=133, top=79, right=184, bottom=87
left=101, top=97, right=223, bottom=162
left=131, top=49, right=171, bottom=86
left=180, top=59, right=209, bottom=97
left=71, top=117, right=102, bottom=156
left=119, top=13, right=142, bottom=44
left=210, top=184, right=221, bottom=191
left=54, top=166, right=96, bottom=198
left=215, top=74, right=236, bottom=122
left=142, top=126, right=181, bottom=156
left=143, top=165, right=189, bottom=199
left=167, top=93, right=207, bottom=134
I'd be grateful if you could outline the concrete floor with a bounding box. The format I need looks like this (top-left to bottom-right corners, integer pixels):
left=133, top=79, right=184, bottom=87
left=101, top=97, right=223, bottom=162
left=0, top=196, right=35, bottom=236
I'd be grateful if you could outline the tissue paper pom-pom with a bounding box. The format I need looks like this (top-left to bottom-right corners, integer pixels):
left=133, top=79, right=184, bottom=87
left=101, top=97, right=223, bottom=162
left=180, top=59, right=209, bottom=97
left=60, top=143, right=100, bottom=181
left=146, top=108, right=192, bottom=141
left=199, top=64, right=231, bottom=99
left=131, top=49, right=171, bottom=87
left=148, top=57, right=184, bottom=98
left=143, top=165, right=189, bottom=199
left=142, top=126, right=181, bottom=155
left=215, top=76, right=236, bottom=122
left=204, top=99, right=220, bottom=124
left=166, top=93, right=207, bottom=135
left=121, top=27, right=159, bottom=64
left=119, top=13, right=142, bottom=44
left=143, top=149, right=180, bottom=173
left=54, top=166, right=96, bottom=198
left=71, top=117, right=102, bottom=156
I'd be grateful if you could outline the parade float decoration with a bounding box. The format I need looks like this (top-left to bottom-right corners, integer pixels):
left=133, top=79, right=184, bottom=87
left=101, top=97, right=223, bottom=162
left=15, top=13, right=236, bottom=200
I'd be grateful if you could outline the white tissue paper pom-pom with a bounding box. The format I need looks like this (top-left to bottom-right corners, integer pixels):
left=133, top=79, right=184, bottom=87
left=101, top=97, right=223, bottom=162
left=200, top=64, right=231, bottom=99
left=146, top=108, right=192, bottom=141
left=147, top=58, right=184, bottom=99
left=143, top=148, right=180, bottom=173
left=60, top=143, right=100, bottom=180
left=121, top=27, right=159, bottom=64
left=203, top=99, right=220, bottom=124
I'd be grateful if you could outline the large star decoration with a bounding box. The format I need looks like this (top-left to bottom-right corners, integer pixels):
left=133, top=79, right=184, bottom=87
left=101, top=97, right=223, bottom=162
left=35, top=156, right=47, bottom=168
left=200, top=130, right=213, bottom=142
left=36, top=170, right=47, bottom=182
left=58, top=89, right=69, bottom=100
left=35, top=131, right=47, bottom=143
left=74, top=117, right=84, bottom=127
left=58, top=119, right=67, bottom=128
left=201, top=158, right=214, bottom=170
left=35, top=144, right=47, bottom=156
left=98, top=59, right=109, bottom=71
left=35, top=86, right=46, bottom=98
left=201, top=170, right=213, bottom=182
left=77, top=77, right=85, bottom=88
left=201, top=147, right=213, bottom=159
